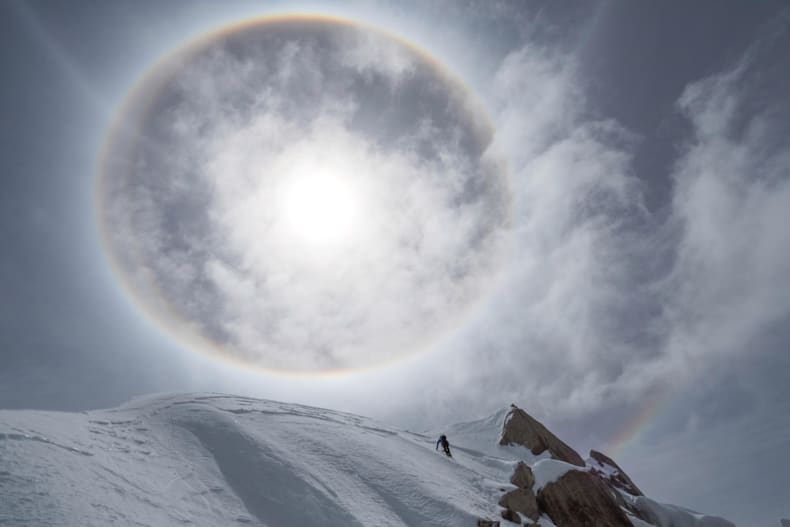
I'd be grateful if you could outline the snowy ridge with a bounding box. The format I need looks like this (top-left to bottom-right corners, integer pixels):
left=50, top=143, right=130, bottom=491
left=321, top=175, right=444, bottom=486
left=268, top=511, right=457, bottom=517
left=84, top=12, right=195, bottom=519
left=1, top=394, right=514, bottom=526
left=629, top=497, right=736, bottom=527
left=0, top=393, right=738, bottom=527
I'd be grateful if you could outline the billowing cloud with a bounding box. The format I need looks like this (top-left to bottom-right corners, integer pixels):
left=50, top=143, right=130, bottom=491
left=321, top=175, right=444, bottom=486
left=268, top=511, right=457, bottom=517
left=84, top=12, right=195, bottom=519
left=373, top=28, right=790, bottom=428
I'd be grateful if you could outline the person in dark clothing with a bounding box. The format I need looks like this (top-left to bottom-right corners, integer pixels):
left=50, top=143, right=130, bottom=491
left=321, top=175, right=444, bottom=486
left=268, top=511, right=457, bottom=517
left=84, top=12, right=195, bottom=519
left=436, top=434, right=452, bottom=457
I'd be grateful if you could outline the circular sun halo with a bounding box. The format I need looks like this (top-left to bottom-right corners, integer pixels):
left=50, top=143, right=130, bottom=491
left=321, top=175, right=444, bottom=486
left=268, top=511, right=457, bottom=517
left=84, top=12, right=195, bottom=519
left=99, top=16, right=509, bottom=372
left=281, top=173, right=359, bottom=246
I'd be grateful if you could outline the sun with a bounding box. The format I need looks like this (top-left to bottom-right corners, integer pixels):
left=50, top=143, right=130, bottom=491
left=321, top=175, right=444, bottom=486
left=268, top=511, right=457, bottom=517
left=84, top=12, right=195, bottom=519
left=280, top=171, right=359, bottom=247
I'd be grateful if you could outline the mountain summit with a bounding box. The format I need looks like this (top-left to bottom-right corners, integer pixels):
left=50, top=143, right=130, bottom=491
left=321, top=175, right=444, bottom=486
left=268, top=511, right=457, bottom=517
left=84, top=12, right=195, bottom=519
left=0, top=394, right=736, bottom=526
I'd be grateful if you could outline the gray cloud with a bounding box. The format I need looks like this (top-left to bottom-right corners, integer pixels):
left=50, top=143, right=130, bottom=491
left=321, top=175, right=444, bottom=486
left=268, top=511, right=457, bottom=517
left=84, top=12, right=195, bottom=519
left=660, top=57, right=790, bottom=371
left=102, top=20, right=509, bottom=371
left=99, top=5, right=790, bottom=436
left=365, top=24, right=790, bottom=434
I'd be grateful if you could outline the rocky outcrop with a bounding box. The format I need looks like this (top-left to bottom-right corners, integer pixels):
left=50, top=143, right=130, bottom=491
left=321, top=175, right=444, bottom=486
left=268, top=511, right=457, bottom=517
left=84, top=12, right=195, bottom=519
left=536, top=470, right=632, bottom=527
left=588, top=449, right=643, bottom=496
left=500, top=508, right=520, bottom=523
left=499, top=488, right=540, bottom=521
left=476, top=520, right=499, bottom=527
left=499, top=405, right=585, bottom=466
left=510, top=461, right=535, bottom=489
left=499, top=462, right=540, bottom=521
left=587, top=449, right=649, bottom=522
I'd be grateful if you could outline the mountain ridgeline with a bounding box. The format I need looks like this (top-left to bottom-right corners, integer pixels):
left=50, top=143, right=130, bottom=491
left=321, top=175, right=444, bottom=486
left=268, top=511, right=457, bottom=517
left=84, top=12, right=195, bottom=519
left=0, top=394, right=740, bottom=526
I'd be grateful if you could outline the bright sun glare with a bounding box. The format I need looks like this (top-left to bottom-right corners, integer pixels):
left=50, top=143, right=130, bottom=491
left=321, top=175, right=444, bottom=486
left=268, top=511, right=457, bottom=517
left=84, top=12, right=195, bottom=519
left=281, top=173, right=359, bottom=246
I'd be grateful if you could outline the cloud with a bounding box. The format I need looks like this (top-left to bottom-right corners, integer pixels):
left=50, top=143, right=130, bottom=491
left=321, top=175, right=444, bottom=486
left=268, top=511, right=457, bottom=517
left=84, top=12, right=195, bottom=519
left=336, top=28, right=416, bottom=84
left=102, top=21, right=509, bottom=371
left=101, top=12, right=790, bottom=440
left=377, top=28, right=790, bottom=429
left=424, top=43, right=649, bottom=416
left=660, top=58, right=790, bottom=369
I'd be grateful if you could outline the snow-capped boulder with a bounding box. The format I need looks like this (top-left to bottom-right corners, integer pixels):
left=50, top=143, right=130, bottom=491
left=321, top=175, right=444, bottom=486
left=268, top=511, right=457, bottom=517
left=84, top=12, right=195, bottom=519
left=588, top=449, right=643, bottom=496
left=499, top=404, right=585, bottom=466
left=536, top=470, right=632, bottom=527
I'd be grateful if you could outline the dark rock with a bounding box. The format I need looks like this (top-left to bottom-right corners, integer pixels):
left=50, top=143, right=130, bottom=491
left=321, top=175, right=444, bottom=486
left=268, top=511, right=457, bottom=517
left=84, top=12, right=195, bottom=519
left=477, top=520, right=500, bottom=527
left=500, top=508, right=521, bottom=523
left=510, top=461, right=535, bottom=489
left=537, top=470, right=632, bottom=527
left=498, top=488, right=539, bottom=521
left=499, top=405, right=585, bottom=466
left=588, top=449, right=643, bottom=496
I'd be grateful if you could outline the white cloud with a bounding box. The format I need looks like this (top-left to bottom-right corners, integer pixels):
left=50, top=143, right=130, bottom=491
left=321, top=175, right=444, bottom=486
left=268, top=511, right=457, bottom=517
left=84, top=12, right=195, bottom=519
left=336, top=28, right=416, bottom=84
left=660, top=59, right=790, bottom=367
left=372, top=35, right=790, bottom=426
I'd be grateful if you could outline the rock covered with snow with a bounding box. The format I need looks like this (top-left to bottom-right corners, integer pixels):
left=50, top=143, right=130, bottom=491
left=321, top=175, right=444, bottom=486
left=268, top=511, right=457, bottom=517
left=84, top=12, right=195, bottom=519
left=536, top=469, right=633, bottom=527
left=499, top=487, right=539, bottom=521
left=495, top=404, right=740, bottom=527
left=498, top=404, right=585, bottom=466
left=498, top=461, right=540, bottom=522
left=588, top=448, right=644, bottom=496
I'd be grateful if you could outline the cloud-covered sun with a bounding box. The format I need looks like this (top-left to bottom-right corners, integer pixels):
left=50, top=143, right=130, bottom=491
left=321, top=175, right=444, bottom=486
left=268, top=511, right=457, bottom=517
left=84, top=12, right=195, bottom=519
left=280, top=170, right=360, bottom=247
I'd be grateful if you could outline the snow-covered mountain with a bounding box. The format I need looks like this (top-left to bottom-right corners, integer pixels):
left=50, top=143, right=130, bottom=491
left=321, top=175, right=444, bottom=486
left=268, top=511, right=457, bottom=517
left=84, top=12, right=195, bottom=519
left=0, top=393, right=737, bottom=526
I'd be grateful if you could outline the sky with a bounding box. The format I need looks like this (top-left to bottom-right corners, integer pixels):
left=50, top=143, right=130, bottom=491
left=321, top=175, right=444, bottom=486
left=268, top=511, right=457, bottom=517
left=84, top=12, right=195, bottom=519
left=1, top=1, right=788, bottom=525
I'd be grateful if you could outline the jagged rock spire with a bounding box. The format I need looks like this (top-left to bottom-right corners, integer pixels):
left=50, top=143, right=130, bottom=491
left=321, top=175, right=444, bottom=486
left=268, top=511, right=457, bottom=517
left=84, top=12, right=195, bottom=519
left=588, top=449, right=643, bottom=496
left=499, top=404, right=585, bottom=467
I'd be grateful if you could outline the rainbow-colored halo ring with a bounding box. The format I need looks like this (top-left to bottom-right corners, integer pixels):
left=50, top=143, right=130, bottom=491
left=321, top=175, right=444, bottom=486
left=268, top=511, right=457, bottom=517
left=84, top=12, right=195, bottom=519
left=97, top=15, right=511, bottom=374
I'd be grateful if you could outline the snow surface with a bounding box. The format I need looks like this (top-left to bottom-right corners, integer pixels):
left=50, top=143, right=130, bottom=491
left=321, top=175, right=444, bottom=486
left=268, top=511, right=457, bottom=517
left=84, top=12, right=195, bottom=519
left=0, top=393, right=738, bottom=527
left=630, top=496, right=736, bottom=527
left=0, top=394, right=521, bottom=526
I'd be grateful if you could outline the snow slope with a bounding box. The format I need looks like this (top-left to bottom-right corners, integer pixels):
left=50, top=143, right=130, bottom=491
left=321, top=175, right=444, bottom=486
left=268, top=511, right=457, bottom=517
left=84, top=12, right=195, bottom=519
left=0, top=394, right=521, bottom=527
left=631, top=497, right=736, bottom=527
left=0, top=393, right=738, bottom=527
